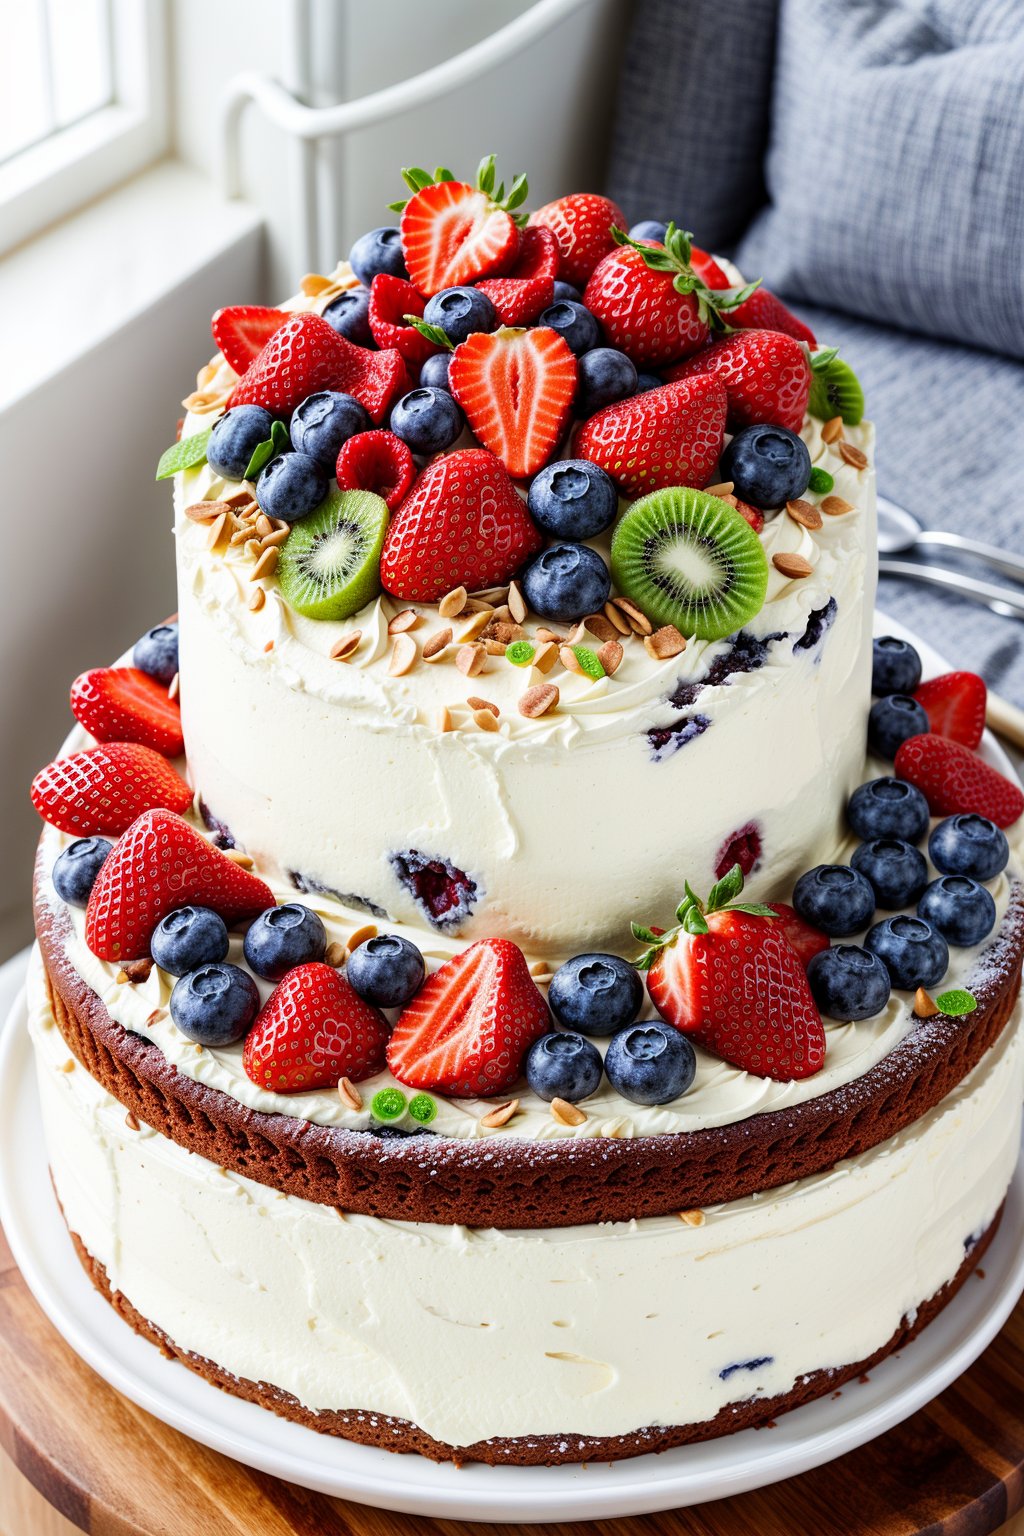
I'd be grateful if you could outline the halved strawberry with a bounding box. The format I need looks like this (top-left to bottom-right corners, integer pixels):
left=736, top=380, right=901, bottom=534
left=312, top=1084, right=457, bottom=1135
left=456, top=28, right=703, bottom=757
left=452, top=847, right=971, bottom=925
left=387, top=938, right=549, bottom=1098
left=894, top=734, right=1023, bottom=827
left=70, top=667, right=183, bottom=757
left=228, top=313, right=406, bottom=422
left=335, top=430, right=415, bottom=512
left=636, top=866, right=825, bottom=1081
left=913, top=672, right=987, bottom=750
left=529, top=193, right=626, bottom=287
left=449, top=327, right=577, bottom=477
left=398, top=160, right=523, bottom=297
left=368, top=274, right=438, bottom=366
left=31, top=744, right=192, bottom=837
left=475, top=273, right=553, bottom=326
left=85, top=809, right=275, bottom=961
left=575, top=375, right=727, bottom=497
left=665, top=329, right=817, bottom=434
left=243, top=962, right=389, bottom=1091
left=766, top=904, right=830, bottom=969
left=380, top=448, right=543, bottom=600
left=211, top=305, right=288, bottom=376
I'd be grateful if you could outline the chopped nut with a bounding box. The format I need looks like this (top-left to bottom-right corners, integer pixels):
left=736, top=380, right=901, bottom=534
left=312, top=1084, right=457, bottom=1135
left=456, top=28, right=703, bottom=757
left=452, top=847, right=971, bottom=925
left=480, top=1099, right=519, bottom=1129
left=483, top=638, right=508, bottom=656
left=60, top=1058, right=75, bottom=1073
left=772, top=551, right=814, bottom=579
left=338, top=1077, right=363, bottom=1111
left=536, top=627, right=567, bottom=645
left=422, top=627, right=452, bottom=661
left=565, top=621, right=587, bottom=647
left=300, top=272, right=334, bottom=296
left=481, top=620, right=523, bottom=647
left=168, top=672, right=180, bottom=702
left=584, top=612, right=617, bottom=643
left=206, top=511, right=230, bottom=551
left=551, top=1097, right=586, bottom=1127
left=458, top=609, right=494, bottom=643
left=786, top=498, right=823, bottom=531
left=704, top=481, right=734, bottom=497
left=467, top=696, right=499, bottom=716
left=186, top=500, right=229, bottom=524
left=839, top=441, right=869, bottom=470
left=229, top=526, right=252, bottom=546
left=914, top=987, right=940, bottom=1019
left=644, top=624, right=687, bottom=660
left=508, top=580, right=527, bottom=623
left=118, top=958, right=153, bottom=984
left=347, top=924, right=377, bottom=953
left=559, top=646, right=587, bottom=676
left=388, top=608, right=421, bottom=635
left=602, top=600, right=631, bottom=635
left=264, top=640, right=275, bottom=653
left=472, top=708, right=500, bottom=732
left=250, top=546, right=279, bottom=582
left=388, top=633, right=418, bottom=676
left=146, top=1009, right=167, bottom=1027
left=456, top=643, right=486, bottom=678
left=260, top=527, right=290, bottom=549
left=436, top=705, right=453, bottom=732
left=531, top=640, right=559, bottom=675
left=439, top=585, right=468, bottom=619
left=325, top=941, right=346, bottom=967
left=224, top=850, right=254, bottom=869
left=224, top=485, right=259, bottom=508
left=821, top=494, right=855, bottom=516
left=611, top=596, right=653, bottom=635
left=821, top=415, right=845, bottom=444
left=255, top=513, right=274, bottom=539
left=597, top=638, right=624, bottom=676
left=182, top=389, right=226, bottom=414
left=329, top=630, right=362, bottom=662
left=244, top=538, right=262, bottom=560
left=249, top=585, right=267, bottom=613
left=519, top=682, right=559, bottom=718
left=679, top=1209, right=706, bottom=1228
left=125, top=1111, right=141, bottom=1132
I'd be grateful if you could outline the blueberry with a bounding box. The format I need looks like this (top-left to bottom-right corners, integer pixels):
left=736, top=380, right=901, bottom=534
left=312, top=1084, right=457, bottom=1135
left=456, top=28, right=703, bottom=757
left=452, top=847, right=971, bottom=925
left=207, top=405, right=276, bottom=480
left=929, top=814, right=1009, bottom=882
left=576, top=347, right=638, bottom=414
left=349, top=226, right=408, bottom=286
left=132, top=623, right=179, bottom=686
left=169, top=963, right=260, bottom=1046
left=290, top=391, right=371, bottom=468
left=792, top=865, right=876, bottom=936
left=52, top=837, right=112, bottom=907
left=864, top=915, right=949, bottom=989
left=151, top=906, right=230, bottom=976
left=806, top=945, right=891, bottom=1021
left=604, top=1021, right=696, bottom=1106
left=419, top=352, right=452, bottom=392
left=255, top=452, right=327, bottom=523
left=634, top=372, right=663, bottom=393
left=538, top=299, right=601, bottom=356
left=389, top=387, right=463, bottom=455
left=243, top=903, right=327, bottom=980
left=719, top=424, right=812, bottom=509
left=628, top=219, right=668, bottom=243
left=851, top=838, right=928, bottom=908
left=322, top=286, right=372, bottom=345
left=527, top=459, right=618, bottom=540
left=867, top=694, right=929, bottom=760
left=872, top=636, right=922, bottom=697
left=522, top=543, right=611, bottom=621
left=548, top=953, right=643, bottom=1036
left=551, top=280, right=581, bottom=304
left=846, top=777, right=930, bottom=843
left=918, top=876, right=996, bottom=948
left=525, top=1030, right=604, bottom=1103
left=346, top=933, right=425, bottom=1008
left=423, top=286, right=497, bottom=345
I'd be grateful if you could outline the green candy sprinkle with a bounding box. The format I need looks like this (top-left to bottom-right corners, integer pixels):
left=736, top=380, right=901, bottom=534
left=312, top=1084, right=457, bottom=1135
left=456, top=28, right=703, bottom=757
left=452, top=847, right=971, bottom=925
left=370, top=1087, right=407, bottom=1122
left=808, top=467, right=834, bottom=494
left=935, top=989, right=978, bottom=1016
left=571, top=645, right=606, bottom=681
left=505, top=640, right=536, bottom=667
left=408, top=1092, right=438, bottom=1125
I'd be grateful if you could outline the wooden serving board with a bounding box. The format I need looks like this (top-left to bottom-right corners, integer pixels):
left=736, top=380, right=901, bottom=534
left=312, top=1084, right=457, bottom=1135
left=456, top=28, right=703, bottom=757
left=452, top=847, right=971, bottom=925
left=1, top=1221, right=1023, bottom=1536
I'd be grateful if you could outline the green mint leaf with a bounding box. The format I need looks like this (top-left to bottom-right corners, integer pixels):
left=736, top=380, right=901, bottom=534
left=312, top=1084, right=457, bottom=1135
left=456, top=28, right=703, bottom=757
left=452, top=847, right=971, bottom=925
left=155, top=427, right=212, bottom=481
left=935, top=988, right=978, bottom=1016
left=243, top=418, right=289, bottom=482
left=405, top=316, right=453, bottom=351
left=706, top=864, right=744, bottom=912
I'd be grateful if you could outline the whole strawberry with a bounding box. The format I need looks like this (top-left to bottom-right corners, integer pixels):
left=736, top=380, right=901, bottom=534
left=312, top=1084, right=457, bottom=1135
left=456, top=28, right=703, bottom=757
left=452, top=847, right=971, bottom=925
left=244, top=962, right=389, bottom=1092
left=396, top=156, right=527, bottom=297
left=583, top=223, right=759, bottom=368
left=379, top=449, right=543, bottom=600
left=635, top=865, right=826, bottom=1081
left=689, top=250, right=817, bottom=345
left=228, top=312, right=406, bottom=422
left=70, top=667, right=184, bottom=758
left=387, top=938, right=549, bottom=1098
left=575, top=375, right=727, bottom=497
left=894, top=734, right=1023, bottom=827
left=665, top=330, right=832, bottom=434
left=448, top=326, right=577, bottom=477
left=529, top=193, right=626, bottom=287
left=31, top=744, right=192, bottom=837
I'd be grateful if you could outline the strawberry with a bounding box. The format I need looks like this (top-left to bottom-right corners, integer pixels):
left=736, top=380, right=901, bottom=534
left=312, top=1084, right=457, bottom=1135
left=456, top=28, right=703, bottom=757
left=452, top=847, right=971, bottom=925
left=575, top=375, right=727, bottom=497
left=368, top=273, right=438, bottom=366
left=475, top=273, right=553, bottom=326
left=664, top=330, right=822, bottom=434
left=529, top=193, right=626, bottom=288
left=335, top=430, right=415, bottom=512
left=766, top=904, right=830, bottom=969
left=85, top=809, right=275, bottom=962
left=70, top=667, right=183, bottom=757
left=502, top=223, right=559, bottom=283
left=31, top=744, right=192, bottom=837
left=396, top=158, right=525, bottom=297
left=211, top=305, right=288, bottom=376
left=243, top=962, right=389, bottom=1092
left=387, top=938, right=549, bottom=1098
left=913, top=671, right=987, bottom=750
left=636, top=866, right=826, bottom=1081
left=583, top=224, right=758, bottom=368
left=894, top=734, right=1023, bottom=828
left=734, top=499, right=764, bottom=533
left=448, top=327, right=577, bottom=477
left=379, top=449, right=543, bottom=600
left=228, top=313, right=406, bottom=422
left=689, top=252, right=817, bottom=344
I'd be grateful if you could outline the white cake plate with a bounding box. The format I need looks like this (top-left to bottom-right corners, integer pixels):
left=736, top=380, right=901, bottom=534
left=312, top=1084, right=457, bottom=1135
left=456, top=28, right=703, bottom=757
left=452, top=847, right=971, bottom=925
left=1, top=616, right=1022, bottom=1523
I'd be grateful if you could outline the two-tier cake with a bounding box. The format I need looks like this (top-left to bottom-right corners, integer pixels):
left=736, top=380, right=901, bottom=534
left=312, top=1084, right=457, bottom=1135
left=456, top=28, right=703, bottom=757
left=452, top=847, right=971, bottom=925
left=27, top=157, right=1024, bottom=1464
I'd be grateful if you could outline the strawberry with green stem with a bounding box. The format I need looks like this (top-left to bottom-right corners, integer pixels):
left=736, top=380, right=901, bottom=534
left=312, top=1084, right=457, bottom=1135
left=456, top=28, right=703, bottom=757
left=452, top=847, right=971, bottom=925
left=392, top=156, right=528, bottom=297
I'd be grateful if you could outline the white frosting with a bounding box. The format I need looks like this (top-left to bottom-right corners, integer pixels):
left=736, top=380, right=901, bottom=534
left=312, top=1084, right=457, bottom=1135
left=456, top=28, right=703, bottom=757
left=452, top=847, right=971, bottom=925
left=31, top=947, right=1023, bottom=1446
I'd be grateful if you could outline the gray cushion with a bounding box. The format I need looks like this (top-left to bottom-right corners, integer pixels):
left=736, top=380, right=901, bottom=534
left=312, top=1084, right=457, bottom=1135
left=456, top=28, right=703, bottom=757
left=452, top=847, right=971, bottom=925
left=736, top=0, right=1024, bottom=360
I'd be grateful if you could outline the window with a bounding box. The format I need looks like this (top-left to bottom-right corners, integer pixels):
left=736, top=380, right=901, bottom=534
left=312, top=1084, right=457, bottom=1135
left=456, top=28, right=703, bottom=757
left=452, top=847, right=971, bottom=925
left=0, top=0, right=168, bottom=257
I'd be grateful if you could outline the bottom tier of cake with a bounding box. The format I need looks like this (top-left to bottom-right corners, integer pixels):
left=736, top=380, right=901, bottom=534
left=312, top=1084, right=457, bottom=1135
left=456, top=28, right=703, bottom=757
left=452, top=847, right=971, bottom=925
left=28, top=949, right=1023, bottom=1465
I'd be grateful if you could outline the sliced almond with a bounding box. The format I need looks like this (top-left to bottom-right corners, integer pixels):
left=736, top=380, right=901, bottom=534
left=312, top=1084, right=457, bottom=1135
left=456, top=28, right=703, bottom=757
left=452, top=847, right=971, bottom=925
left=224, top=850, right=254, bottom=869
left=551, top=1098, right=586, bottom=1127
left=839, top=441, right=869, bottom=470
left=338, top=1077, right=363, bottom=1112
left=458, top=609, right=494, bottom=643
left=536, top=627, right=568, bottom=646
left=472, top=708, right=500, bottom=732
left=467, top=696, right=499, bottom=716
left=786, top=498, right=823, bottom=531
left=772, top=551, right=814, bottom=579
left=436, top=705, right=453, bottom=732
left=611, top=596, right=653, bottom=635
left=125, top=1111, right=141, bottom=1132
left=186, top=500, right=229, bottom=524
left=260, top=527, right=290, bottom=550
left=330, top=630, right=362, bottom=662
left=531, top=640, right=559, bottom=675
left=439, top=585, right=468, bottom=620
left=704, top=481, right=735, bottom=497
left=250, top=546, right=279, bottom=582
left=597, top=638, right=624, bottom=676
left=229, top=525, right=251, bottom=546
left=508, top=580, right=527, bottom=624
left=388, top=608, right=421, bottom=635
left=821, top=415, right=845, bottom=444
left=914, top=987, right=940, bottom=1019
left=821, top=494, right=855, bottom=517
left=483, top=638, right=508, bottom=656
left=168, top=672, right=180, bottom=702
left=456, top=643, right=486, bottom=678
left=565, top=621, right=587, bottom=647
left=255, top=513, right=274, bottom=538
left=325, top=941, right=346, bottom=967
left=519, top=682, right=559, bottom=718
left=224, top=485, right=259, bottom=508
left=389, top=633, right=418, bottom=676
left=678, top=1209, right=706, bottom=1228
left=248, top=587, right=266, bottom=612
left=602, top=600, right=631, bottom=635
left=644, top=624, right=687, bottom=660
left=584, top=612, right=617, bottom=643
left=422, top=627, right=452, bottom=661
left=347, top=924, right=377, bottom=953
left=300, top=272, right=334, bottom=296
left=559, top=646, right=587, bottom=677
left=244, top=538, right=262, bottom=560
left=480, top=1098, right=519, bottom=1129
left=206, top=511, right=230, bottom=551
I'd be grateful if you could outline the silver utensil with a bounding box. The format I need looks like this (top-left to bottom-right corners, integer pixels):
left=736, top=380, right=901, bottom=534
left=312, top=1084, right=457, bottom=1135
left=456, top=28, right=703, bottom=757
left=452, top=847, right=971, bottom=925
left=877, top=559, right=1024, bottom=621
left=877, top=495, right=1024, bottom=584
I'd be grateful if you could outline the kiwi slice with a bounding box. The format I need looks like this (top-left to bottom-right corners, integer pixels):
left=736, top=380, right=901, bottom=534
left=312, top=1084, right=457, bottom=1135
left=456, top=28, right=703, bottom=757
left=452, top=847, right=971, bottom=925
left=610, top=488, right=769, bottom=641
left=808, top=355, right=864, bottom=425
left=278, top=489, right=389, bottom=621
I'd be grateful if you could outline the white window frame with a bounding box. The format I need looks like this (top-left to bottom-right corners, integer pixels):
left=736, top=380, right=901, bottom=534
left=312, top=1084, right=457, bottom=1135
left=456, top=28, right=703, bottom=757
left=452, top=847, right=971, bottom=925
left=0, top=0, right=168, bottom=258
